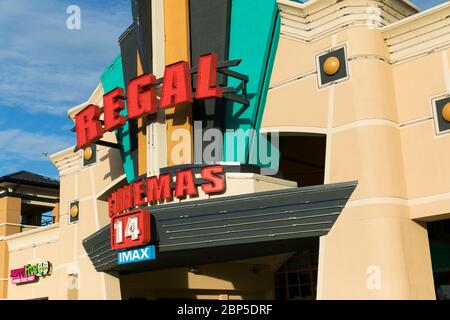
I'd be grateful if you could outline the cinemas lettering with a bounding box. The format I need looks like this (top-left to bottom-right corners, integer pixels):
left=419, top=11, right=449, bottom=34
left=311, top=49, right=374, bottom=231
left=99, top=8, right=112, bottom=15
left=108, top=165, right=225, bottom=217
left=75, top=53, right=223, bottom=150
left=108, top=165, right=225, bottom=250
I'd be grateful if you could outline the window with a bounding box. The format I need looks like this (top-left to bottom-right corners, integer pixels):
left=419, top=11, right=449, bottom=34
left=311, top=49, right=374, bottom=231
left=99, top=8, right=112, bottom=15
left=20, top=214, right=42, bottom=226
left=428, top=219, right=450, bottom=300
left=278, top=134, right=326, bottom=187
left=20, top=202, right=55, bottom=227
left=274, top=240, right=319, bottom=300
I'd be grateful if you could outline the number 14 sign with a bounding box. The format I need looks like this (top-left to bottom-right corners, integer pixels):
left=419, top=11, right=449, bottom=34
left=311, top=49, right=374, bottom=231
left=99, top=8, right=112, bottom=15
left=110, top=209, right=151, bottom=250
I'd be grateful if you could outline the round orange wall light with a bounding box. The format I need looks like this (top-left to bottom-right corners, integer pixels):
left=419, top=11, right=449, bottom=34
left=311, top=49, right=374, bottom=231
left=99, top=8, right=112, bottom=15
left=84, top=146, right=93, bottom=161
left=323, top=56, right=340, bottom=76
left=70, top=204, right=79, bottom=218
left=442, top=102, right=450, bottom=123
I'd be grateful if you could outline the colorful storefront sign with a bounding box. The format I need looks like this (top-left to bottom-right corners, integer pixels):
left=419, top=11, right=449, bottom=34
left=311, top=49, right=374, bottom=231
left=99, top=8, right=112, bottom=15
left=10, top=261, right=51, bottom=285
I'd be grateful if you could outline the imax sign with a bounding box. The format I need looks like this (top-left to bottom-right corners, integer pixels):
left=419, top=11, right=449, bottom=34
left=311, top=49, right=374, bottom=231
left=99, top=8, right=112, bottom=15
left=117, top=245, right=156, bottom=265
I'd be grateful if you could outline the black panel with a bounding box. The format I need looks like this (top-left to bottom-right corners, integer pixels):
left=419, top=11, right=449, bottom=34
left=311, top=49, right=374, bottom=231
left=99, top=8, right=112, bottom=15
left=434, top=97, right=450, bottom=133
left=119, top=25, right=137, bottom=85
left=119, top=25, right=139, bottom=179
left=189, top=0, right=231, bottom=163
left=131, top=0, right=152, bottom=74
left=190, top=0, right=231, bottom=85
left=318, top=47, right=348, bottom=86
left=83, top=181, right=357, bottom=273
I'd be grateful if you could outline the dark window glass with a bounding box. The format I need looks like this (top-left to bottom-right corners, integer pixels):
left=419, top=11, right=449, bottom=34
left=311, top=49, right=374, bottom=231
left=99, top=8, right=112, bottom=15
left=300, top=284, right=312, bottom=299
left=274, top=240, right=319, bottom=300
left=300, top=272, right=311, bottom=285
left=288, top=286, right=300, bottom=299
left=287, top=272, right=299, bottom=286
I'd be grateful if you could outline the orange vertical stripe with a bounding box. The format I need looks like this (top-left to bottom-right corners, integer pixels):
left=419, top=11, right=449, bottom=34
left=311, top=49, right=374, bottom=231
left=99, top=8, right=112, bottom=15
left=164, top=0, right=193, bottom=166
left=137, top=52, right=148, bottom=176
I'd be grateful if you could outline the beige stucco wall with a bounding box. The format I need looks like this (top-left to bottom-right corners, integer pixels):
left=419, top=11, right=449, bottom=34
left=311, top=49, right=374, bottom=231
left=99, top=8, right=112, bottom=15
left=318, top=204, right=435, bottom=299
left=0, top=197, right=21, bottom=236
left=262, top=0, right=450, bottom=299
left=5, top=139, right=126, bottom=300
left=0, top=240, right=8, bottom=299
left=6, top=225, right=60, bottom=300
left=5, top=0, right=450, bottom=301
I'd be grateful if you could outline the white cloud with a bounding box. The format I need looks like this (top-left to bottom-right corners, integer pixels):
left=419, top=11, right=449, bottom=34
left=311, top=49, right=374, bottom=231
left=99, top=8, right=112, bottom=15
left=0, top=129, right=72, bottom=161
left=0, top=0, right=130, bottom=115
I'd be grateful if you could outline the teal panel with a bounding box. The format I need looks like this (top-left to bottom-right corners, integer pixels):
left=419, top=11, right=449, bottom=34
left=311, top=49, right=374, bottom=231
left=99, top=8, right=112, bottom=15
left=100, top=55, right=135, bottom=182
left=224, top=0, right=280, bottom=174
left=249, top=13, right=280, bottom=175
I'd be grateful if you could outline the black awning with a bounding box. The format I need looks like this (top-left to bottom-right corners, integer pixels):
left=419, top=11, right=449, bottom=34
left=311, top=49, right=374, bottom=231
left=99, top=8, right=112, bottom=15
left=83, top=181, right=357, bottom=273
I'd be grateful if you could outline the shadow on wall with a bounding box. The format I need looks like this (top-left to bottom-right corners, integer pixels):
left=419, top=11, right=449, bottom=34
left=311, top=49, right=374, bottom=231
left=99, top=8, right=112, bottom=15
left=118, top=262, right=275, bottom=300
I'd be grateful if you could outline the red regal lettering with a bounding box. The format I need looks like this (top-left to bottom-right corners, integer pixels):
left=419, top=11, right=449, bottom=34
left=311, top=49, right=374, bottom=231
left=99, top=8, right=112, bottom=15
left=160, top=61, right=193, bottom=108
left=127, top=73, right=157, bottom=118
left=74, top=104, right=103, bottom=149
left=196, top=53, right=223, bottom=99
left=103, top=88, right=126, bottom=132
left=74, top=53, right=229, bottom=148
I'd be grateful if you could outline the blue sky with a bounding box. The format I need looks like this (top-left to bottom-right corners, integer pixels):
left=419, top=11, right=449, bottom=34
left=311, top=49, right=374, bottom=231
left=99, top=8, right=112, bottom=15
left=0, top=0, right=448, bottom=179
left=0, top=0, right=131, bottom=178
left=414, top=0, right=448, bottom=10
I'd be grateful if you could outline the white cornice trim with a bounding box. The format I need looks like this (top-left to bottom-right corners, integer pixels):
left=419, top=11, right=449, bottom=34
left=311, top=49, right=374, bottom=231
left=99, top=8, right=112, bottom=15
left=277, top=0, right=419, bottom=13
left=49, top=146, right=77, bottom=163
left=4, top=223, right=59, bottom=241
left=277, top=0, right=417, bottom=43
left=382, top=1, right=450, bottom=32
left=0, top=223, right=39, bottom=229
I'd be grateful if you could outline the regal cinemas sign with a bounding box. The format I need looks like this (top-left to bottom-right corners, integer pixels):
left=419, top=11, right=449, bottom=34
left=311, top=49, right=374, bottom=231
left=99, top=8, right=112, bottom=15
left=109, top=165, right=225, bottom=250
left=74, top=53, right=224, bottom=150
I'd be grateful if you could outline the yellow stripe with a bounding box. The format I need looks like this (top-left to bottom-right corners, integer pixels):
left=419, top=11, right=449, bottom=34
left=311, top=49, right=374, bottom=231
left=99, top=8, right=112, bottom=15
left=164, top=0, right=193, bottom=166
left=137, top=52, right=148, bottom=176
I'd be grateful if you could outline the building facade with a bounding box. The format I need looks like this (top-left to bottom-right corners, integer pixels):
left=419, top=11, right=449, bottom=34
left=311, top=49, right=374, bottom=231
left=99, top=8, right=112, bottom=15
left=2, top=0, right=450, bottom=300
left=0, top=171, right=59, bottom=299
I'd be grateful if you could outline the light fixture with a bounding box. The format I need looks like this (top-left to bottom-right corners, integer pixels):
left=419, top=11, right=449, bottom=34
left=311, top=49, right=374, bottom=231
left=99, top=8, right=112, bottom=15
left=323, top=56, right=340, bottom=76
left=70, top=204, right=79, bottom=218
left=84, top=146, right=93, bottom=161
left=442, top=102, right=450, bottom=122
